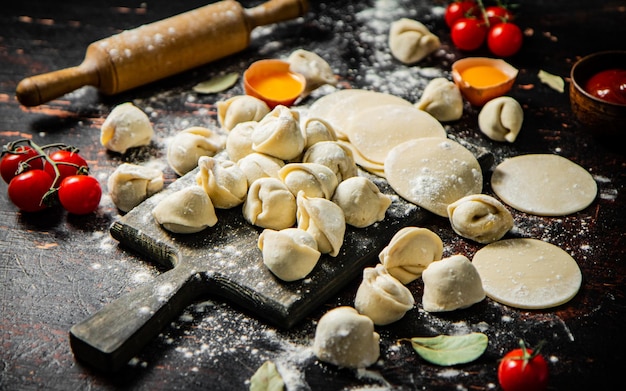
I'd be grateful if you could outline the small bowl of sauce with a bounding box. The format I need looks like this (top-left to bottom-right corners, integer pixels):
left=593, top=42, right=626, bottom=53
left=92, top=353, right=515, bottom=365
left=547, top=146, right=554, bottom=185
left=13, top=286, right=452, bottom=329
left=243, top=59, right=306, bottom=109
left=451, top=57, right=518, bottom=106
left=570, top=50, right=626, bottom=139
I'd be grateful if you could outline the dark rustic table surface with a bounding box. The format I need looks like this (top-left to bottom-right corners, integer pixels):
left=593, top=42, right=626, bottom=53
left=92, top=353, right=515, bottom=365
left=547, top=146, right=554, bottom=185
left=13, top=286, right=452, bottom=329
left=1, top=0, right=625, bottom=390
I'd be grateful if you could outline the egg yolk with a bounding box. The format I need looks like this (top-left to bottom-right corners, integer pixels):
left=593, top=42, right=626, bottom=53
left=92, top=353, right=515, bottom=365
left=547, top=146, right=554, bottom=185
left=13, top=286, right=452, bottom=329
left=460, top=65, right=510, bottom=88
left=249, top=72, right=304, bottom=101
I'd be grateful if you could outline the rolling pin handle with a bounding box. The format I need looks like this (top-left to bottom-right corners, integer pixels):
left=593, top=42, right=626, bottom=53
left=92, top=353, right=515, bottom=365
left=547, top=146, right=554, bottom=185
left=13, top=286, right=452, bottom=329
left=245, top=0, right=309, bottom=28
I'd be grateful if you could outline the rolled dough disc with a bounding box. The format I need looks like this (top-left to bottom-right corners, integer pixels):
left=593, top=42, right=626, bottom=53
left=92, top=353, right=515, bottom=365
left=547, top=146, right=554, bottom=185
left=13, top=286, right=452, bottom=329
left=491, top=154, right=597, bottom=216
left=384, top=137, right=483, bottom=217
left=472, top=238, right=582, bottom=309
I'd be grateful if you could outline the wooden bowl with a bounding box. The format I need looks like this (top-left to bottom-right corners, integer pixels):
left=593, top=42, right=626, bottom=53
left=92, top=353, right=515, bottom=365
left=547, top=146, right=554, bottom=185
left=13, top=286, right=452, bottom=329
left=243, top=59, right=305, bottom=109
left=451, top=57, right=518, bottom=106
left=570, top=50, right=626, bottom=139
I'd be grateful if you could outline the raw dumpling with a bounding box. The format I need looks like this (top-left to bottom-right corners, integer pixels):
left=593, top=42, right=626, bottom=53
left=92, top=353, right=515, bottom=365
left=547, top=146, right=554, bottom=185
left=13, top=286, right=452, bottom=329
left=152, top=186, right=218, bottom=234
left=217, top=95, right=270, bottom=131
left=278, top=162, right=338, bottom=199
left=389, top=18, right=440, bottom=65
left=332, top=176, right=391, bottom=228
left=236, top=152, right=284, bottom=186
left=302, top=117, right=337, bottom=150
left=101, top=102, right=154, bottom=154
left=354, top=264, right=415, bottom=325
left=313, top=306, right=380, bottom=369
left=252, top=105, right=305, bottom=160
left=416, top=77, right=464, bottom=122
left=243, top=177, right=297, bottom=230
left=258, top=228, right=321, bottom=281
left=478, top=96, right=524, bottom=142
left=302, top=141, right=357, bottom=183
left=287, top=49, right=337, bottom=95
left=447, top=194, right=514, bottom=244
left=226, top=121, right=257, bottom=162
left=196, top=156, right=248, bottom=209
left=107, top=163, right=164, bottom=212
left=167, top=126, right=226, bottom=176
left=296, top=192, right=346, bottom=257
left=379, top=227, right=443, bottom=284
left=421, top=254, right=485, bottom=312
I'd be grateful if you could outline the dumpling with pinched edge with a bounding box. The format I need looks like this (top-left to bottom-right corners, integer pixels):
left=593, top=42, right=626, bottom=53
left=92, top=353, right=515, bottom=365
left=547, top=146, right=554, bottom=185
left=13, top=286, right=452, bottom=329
left=278, top=162, right=338, bottom=200
left=478, top=96, right=524, bottom=142
left=296, top=191, right=346, bottom=257
left=152, top=186, right=218, bottom=234
left=252, top=105, right=305, bottom=160
left=242, top=177, right=297, bottom=230
left=287, top=49, right=337, bottom=96
left=416, top=77, right=464, bottom=122
left=354, top=264, right=415, bottom=326
left=101, top=102, right=154, bottom=154
left=217, top=95, right=270, bottom=131
left=302, top=141, right=357, bottom=183
left=389, top=18, right=441, bottom=65
left=332, top=176, right=391, bottom=228
left=302, top=117, right=337, bottom=150
left=108, top=163, right=164, bottom=213
left=196, top=156, right=248, bottom=209
left=167, top=126, right=226, bottom=176
left=225, top=121, right=257, bottom=162
left=313, top=306, right=380, bottom=369
left=447, top=194, right=514, bottom=244
left=379, top=227, right=443, bottom=285
left=236, top=152, right=284, bottom=186
left=258, top=228, right=321, bottom=282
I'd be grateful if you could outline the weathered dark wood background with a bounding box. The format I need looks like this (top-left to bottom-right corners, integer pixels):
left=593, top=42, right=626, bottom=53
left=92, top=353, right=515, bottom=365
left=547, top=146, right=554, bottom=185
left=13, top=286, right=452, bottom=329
left=1, top=0, right=625, bottom=390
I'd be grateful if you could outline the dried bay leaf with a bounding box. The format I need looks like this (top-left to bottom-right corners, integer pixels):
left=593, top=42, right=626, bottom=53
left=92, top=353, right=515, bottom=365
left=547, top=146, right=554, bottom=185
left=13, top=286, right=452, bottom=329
left=193, top=72, right=239, bottom=94
left=249, top=360, right=285, bottom=391
left=408, top=332, right=488, bottom=366
left=538, top=70, right=565, bottom=93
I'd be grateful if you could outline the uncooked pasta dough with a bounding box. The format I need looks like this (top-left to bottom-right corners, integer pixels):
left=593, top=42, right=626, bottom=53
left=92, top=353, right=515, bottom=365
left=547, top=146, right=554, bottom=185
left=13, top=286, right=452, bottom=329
left=388, top=18, right=440, bottom=64
left=332, top=176, right=391, bottom=228
left=257, top=228, right=321, bottom=282
left=252, top=105, right=304, bottom=160
left=242, top=177, right=296, bottom=230
left=196, top=156, right=248, bottom=209
left=421, top=254, right=485, bottom=312
left=296, top=192, right=345, bottom=257
left=447, top=194, right=513, bottom=244
left=302, top=141, right=357, bottom=183
left=384, top=138, right=483, bottom=216
left=101, top=102, right=154, bottom=154
left=226, top=121, right=257, bottom=162
left=287, top=49, right=336, bottom=95
left=415, top=77, right=464, bottom=122
left=312, top=306, right=380, bottom=369
left=217, top=95, right=270, bottom=131
left=478, top=96, right=523, bottom=142
left=278, top=163, right=338, bottom=199
left=491, top=154, right=597, bottom=216
left=378, top=226, right=443, bottom=284
left=108, top=163, right=164, bottom=213
left=301, top=117, right=337, bottom=149
left=167, top=126, right=226, bottom=176
left=236, top=152, right=284, bottom=186
left=354, top=264, right=414, bottom=325
left=472, top=238, right=582, bottom=309
left=152, top=186, right=218, bottom=234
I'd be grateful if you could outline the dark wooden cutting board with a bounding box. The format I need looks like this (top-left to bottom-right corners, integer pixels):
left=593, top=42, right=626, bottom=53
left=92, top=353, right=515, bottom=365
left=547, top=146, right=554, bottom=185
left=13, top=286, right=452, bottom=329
left=68, top=168, right=428, bottom=372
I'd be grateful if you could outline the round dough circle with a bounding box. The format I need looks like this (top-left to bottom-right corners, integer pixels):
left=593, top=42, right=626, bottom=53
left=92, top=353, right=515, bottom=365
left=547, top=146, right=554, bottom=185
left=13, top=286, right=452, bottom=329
left=384, top=137, right=483, bottom=216
left=472, top=238, right=582, bottom=309
left=491, top=154, right=597, bottom=216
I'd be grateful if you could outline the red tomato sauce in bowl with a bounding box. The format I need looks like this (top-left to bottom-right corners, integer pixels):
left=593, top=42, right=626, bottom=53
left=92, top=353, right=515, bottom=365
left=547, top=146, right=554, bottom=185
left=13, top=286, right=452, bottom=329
left=584, top=68, right=626, bottom=105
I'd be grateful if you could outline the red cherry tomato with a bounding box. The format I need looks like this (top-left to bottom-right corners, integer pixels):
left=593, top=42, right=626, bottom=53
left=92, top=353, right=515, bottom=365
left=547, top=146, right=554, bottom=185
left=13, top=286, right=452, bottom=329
left=498, top=342, right=549, bottom=391
left=0, top=145, right=44, bottom=183
left=451, top=18, right=487, bottom=51
left=485, top=5, right=514, bottom=27
left=487, top=22, right=523, bottom=57
left=7, top=169, right=54, bottom=212
left=445, top=1, right=478, bottom=28
left=58, top=175, right=102, bottom=215
left=44, top=149, right=89, bottom=184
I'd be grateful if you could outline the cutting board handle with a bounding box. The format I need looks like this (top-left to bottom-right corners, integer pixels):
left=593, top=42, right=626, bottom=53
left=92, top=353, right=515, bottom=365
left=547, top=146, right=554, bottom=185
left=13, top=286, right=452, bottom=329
left=69, top=262, right=206, bottom=373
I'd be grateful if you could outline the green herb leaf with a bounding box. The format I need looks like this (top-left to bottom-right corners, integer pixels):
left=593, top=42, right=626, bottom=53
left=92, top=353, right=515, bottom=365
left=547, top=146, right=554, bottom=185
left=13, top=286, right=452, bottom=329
left=249, top=360, right=285, bottom=391
left=538, top=70, right=565, bottom=93
left=408, top=332, right=488, bottom=366
left=193, top=72, right=239, bottom=94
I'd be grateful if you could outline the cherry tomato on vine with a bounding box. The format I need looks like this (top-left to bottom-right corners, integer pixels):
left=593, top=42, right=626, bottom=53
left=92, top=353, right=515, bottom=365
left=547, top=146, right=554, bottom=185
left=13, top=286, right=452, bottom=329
left=1, top=146, right=44, bottom=184
left=451, top=18, right=487, bottom=51
left=487, top=22, right=523, bottom=57
left=44, top=149, right=89, bottom=183
left=444, top=1, right=478, bottom=28
left=7, top=169, right=54, bottom=212
left=485, top=5, right=514, bottom=27
left=498, top=341, right=549, bottom=391
left=57, top=175, right=102, bottom=215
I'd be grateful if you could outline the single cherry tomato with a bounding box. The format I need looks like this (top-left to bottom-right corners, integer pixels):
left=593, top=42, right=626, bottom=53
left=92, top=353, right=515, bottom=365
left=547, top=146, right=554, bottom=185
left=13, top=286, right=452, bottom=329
left=451, top=18, right=487, bottom=51
left=44, top=149, right=89, bottom=184
left=485, top=5, right=514, bottom=27
left=487, top=22, right=523, bottom=57
left=0, top=145, right=44, bottom=184
left=498, top=341, right=549, bottom=391
left=58, top=175, right=102, bottom=215
left=445, top=1, right=478, bottom=28
left=7, top=169, right=54, bottom=212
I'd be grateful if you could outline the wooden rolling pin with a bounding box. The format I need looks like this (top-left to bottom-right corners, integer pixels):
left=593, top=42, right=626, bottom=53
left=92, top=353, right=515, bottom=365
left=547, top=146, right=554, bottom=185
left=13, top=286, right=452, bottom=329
left=16, top=0, right=309, bottom=107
